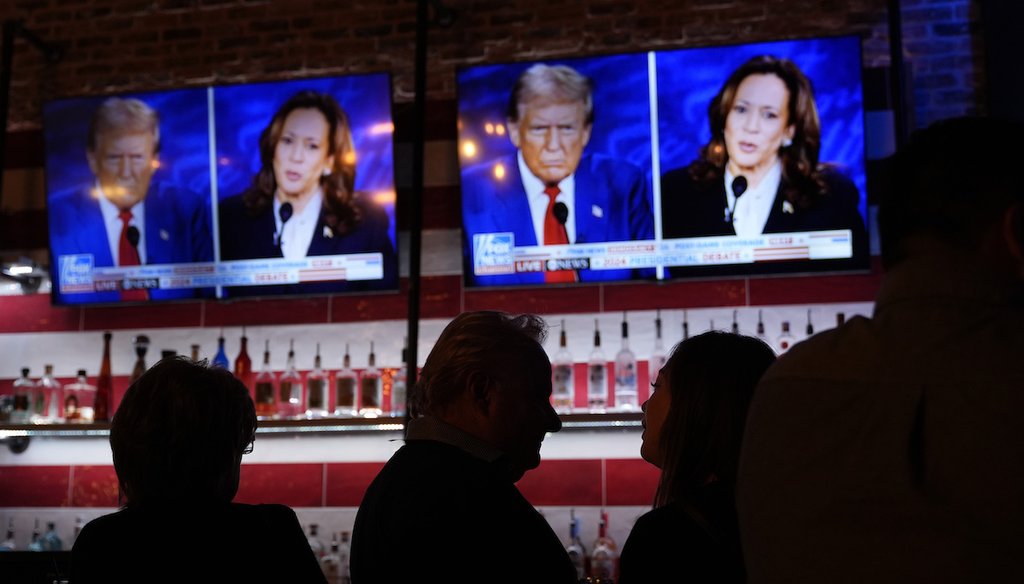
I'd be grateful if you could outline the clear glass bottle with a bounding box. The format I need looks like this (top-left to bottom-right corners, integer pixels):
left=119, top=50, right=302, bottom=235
left=254, top=340, right=276, bottom=419
left=63, top=369, right=96, bottom=423
left=27, top=519, right=43, bottom=552
left=732, top=309, right=741, bottom=334
left=307, top=523, right=325, bottom=560
left=552, top=320, right=575, bottom=414
left=0, top=518, right=15, bottom=551
left=334, top=344, right=357, bottom=417
left=756, top=309, right=768, bottom=344
left=337, top=530, right=352, bottom=584
left=359, top=342, right=382, bottom=418
left=131, top=334, right=150, bottom=384
left=391, top=340, right=408, bottom=418
left=42, top=521, right=62, bottom=551
left=776, top=321, right=796, bottom=355
left=71, top=516, right=84, bottom=547
left=94, top=331, right=113, bottom=422
left=614, top=313, right=638, bottom=412
left=12, top=367, right=35, bottom=424
left=320, top=532, right=342, bottom=584
left=589, top=511, right=618, bottom=582
left=234, top=327, right=253, bottom=396
left=805, top=309, right=815, bottom=338
left=37, top=364, right=63, bottom=422
left=588, top=320, right=608, bottom=413
left=278, top=339, right=303, bottom=419
left=836, top=311, right=846, bottom=328
left=212, top=330, right=230, bottom=369
left=190, top=344, right=201, bottom=362
left=566, top=509, right=588, bottom=581
left=306, top=343, right=329, bottom=419
left=682, top=309, right=690, bottom=340
left=648, top=310, right=666, bottom=383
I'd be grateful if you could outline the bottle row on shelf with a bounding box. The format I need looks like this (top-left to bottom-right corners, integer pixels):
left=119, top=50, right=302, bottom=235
left=306, top=524, right=351, bottom=584
left=0, top=516, right=75, bottom=552
left=2, top=307, right=852, bottom=426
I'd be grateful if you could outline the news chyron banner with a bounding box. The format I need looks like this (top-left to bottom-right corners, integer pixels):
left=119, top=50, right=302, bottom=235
left=473, top=230, right=854, bottom=278
left=57, top=253, right=385, bottom=296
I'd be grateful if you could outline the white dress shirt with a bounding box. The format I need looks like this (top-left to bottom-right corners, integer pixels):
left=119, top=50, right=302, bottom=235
left=519, top=152, right=577, bottom=245
left=725, top=160, right=782, bottom=238
left=274, top=189, right=322, bottom=260
left=96, top=184, right=147, bottom=264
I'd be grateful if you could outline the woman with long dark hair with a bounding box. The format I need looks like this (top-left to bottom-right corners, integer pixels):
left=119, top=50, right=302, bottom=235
left=218, top=90, right=396, bottom=296
left=618, top=331, right=776, bottom=583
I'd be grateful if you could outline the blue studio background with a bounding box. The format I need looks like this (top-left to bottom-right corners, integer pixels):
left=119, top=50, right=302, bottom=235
left=655, top=35, right=868, bottom=222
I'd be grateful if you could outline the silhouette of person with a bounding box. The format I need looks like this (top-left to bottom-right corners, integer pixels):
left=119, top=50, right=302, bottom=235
left=618, top=331, right=775, bottom=584
left=737, top=116, right=1024, bottom=582
left=71, top=357, right=326, bottom=583
left=350, top=311, right=576, bottom=583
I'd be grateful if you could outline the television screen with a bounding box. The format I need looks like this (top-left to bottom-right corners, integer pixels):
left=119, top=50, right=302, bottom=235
left=456, top=34, right=869, bottom=288
left=44, top=73, right=398, bottom=306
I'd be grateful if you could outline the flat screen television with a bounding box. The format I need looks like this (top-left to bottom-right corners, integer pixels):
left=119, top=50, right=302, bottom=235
left=456, top=34, right=869, bottom=288
left=44, top=73, right=398, bottom=306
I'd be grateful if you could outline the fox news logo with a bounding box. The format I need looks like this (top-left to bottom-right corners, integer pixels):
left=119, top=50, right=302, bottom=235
left=473, top=233, right=515, bottom=275
left=59, top=254, right=95, bottom=292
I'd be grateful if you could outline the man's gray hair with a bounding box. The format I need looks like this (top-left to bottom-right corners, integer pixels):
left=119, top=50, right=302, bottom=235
left=410, top=311, right=548, bottom=417
left=88, top=97, right=161, bottom=154
left=506, top=63, right=594, bottom=125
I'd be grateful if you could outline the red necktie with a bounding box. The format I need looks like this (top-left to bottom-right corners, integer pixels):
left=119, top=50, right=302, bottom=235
left=543, top=186, right=576, bottom=283
left=118, top=211, right=147, bottom=301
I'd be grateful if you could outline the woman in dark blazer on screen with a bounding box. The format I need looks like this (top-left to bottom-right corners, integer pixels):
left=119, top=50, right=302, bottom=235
left=218, top=90, right=397, bottom=296
left=660, top=55, right=866, bottom=266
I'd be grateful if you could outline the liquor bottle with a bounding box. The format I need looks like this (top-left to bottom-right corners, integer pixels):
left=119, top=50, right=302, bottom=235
left=391, top=340, right=408, bottom=418
left=338, top=530, right=352, bottom=584
left=27, top=519, right=43, bottom=552
left=254, top=340, right=276, bottom=418
left=71, top=516, right=84, bottom=547
left=359, top=342, right=382, bottom=418
left=756, top=309, right=768, bottom=344
left=732, top=309, right=740, bottom=334
left=614, top=313, right=638, bottom=411
left=94, top=331, right=113, bottom=422
left=278, top=339, right=303, bottom=419
left=234, top=327, right=253, bottom=394
left=320, top=532, right=343, bottom=584
left=11, top=367, right=34, bottom=424
left=805, top=309, right=815, bottom=337
left=836, top=312, right=846, bottom=327
left=551, top=320, right=575, bottom=414
left=63, top=369, right=96, bottom=422
left=649, top=310, right=666, bottom=382
left=212, top=330, right=230, bottom=369
left=42, top=521, right=62, bottom=551
left=682, top=309, right=690, bottom=340
left=306, top=343, right=329, bottom=418
left=589, top=511, right=618, bottom=582
left=0, top=518, right=15, bottom=551
left=190, top=343, right=201, bottom=362
left=335, top=344, right=358, bottom=417
left=131, top=334, right=150, bottom=383
left=776, top=321, right=796, bottom=355
left=37, top=364, right=63, bottom=422
left=566, top=509, right=588, bottom=581
left=307, top=523, right=325, bottom=559
left=588, top=320, right=608, bottom=413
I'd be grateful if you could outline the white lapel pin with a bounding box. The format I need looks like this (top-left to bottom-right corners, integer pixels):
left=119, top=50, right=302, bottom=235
left=160, top=229, right=170, bottom=241
left=592, top=205, right=603, bottom=218
left=323, top=225, right=334, bottom=239
left=782, top=201, right=795, bottom=214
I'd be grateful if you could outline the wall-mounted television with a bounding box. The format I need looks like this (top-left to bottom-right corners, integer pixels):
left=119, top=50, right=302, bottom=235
left=44, top=73, right=398, bottom=306
left=456, top=34, right=869, bottom=288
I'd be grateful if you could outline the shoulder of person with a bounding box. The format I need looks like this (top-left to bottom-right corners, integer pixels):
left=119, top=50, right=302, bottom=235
left=816, top=164, right=859, bottom=199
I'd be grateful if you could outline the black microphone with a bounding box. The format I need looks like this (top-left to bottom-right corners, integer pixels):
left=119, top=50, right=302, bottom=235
left=725, top=175, right=748, bottom=223
left=274, top=202, right=294, bottom=248
left=126, top=226, right=140, bottom=249
left=553, top=202, right=569, bottom=226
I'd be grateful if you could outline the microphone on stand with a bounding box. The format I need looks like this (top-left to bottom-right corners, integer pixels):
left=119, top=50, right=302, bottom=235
left=725, top=175, right=748, bottom=223
left=126, top=225, right=141, bottom=251
left=274, top=202, right=294, bottom=249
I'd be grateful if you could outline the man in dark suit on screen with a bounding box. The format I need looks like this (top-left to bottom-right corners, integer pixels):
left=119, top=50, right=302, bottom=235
left=48, top=97, right=213, bottom=304
left=460, top=64, right=654, bottom=286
